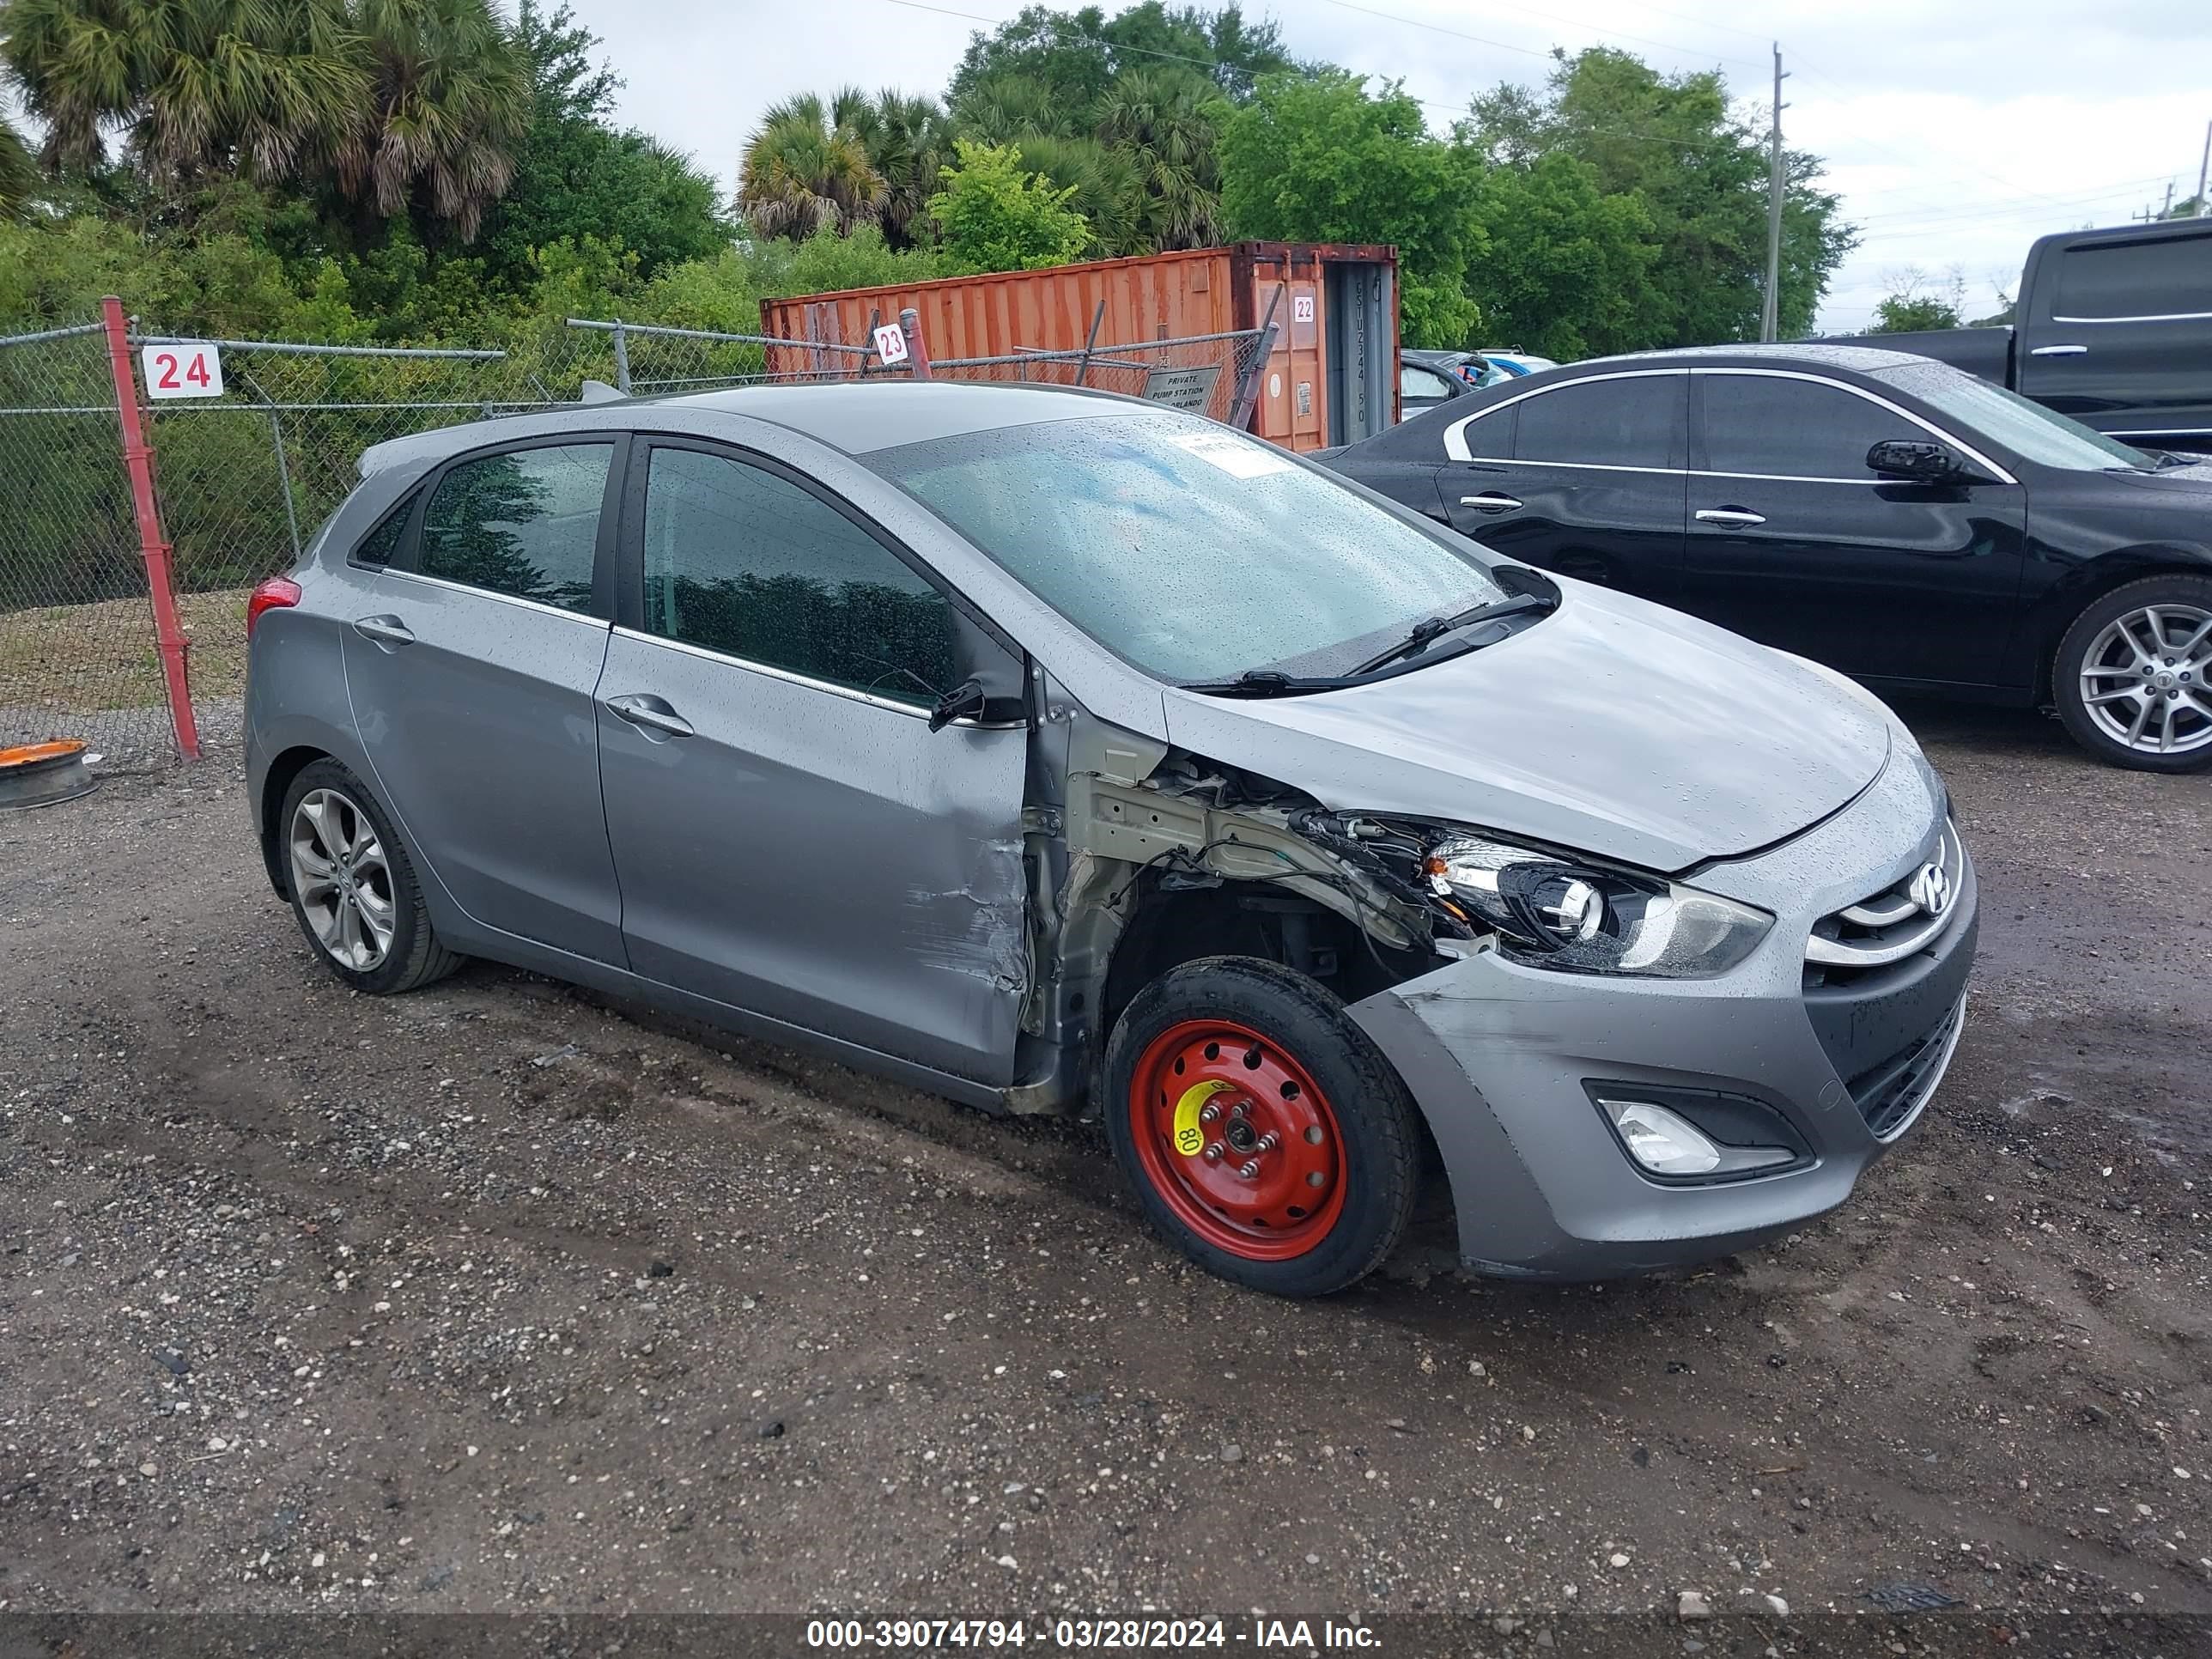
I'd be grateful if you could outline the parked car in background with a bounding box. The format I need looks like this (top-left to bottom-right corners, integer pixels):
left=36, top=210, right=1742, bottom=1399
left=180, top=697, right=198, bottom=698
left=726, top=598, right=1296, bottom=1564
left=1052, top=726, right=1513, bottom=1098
left=1822, top=217, right=2212, bottom=455
left=1398, top=349, right=1484, bottom=419
left=1480, top=349, right=1561, bottom=378
left=1322, top=343, right=2212, bottom=772
left=245, top=382, right=1971, bottom=1296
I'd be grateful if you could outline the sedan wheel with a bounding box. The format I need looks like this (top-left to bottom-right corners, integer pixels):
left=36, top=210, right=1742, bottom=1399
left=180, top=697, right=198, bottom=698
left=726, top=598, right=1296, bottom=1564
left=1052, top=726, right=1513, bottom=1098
left=2055, top=577, right=2212, bottom=773
left=289, top=787, right=397, bottom=971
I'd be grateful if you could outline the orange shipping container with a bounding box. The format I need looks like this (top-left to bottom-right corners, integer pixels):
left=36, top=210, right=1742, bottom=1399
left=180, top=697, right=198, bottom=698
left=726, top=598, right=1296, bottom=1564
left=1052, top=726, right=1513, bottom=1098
left=757, top=242, right=1401, bottom=453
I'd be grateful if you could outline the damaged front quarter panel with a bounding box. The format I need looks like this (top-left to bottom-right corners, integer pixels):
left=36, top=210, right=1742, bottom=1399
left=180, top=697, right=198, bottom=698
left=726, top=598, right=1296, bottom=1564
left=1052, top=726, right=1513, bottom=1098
left=1003, top=681, right=1448, bottom=1115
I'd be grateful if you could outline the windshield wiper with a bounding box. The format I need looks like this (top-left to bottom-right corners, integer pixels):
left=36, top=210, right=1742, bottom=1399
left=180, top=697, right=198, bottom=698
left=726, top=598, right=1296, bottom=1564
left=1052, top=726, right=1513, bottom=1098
left=1179, top=669, right=1352, bottom=699
left=1348, top=592, right=1558, bottom=677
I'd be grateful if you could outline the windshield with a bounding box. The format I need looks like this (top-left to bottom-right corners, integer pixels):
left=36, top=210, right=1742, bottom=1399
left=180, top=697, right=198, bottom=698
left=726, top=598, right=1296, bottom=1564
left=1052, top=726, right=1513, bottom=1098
left=865, top=411, right=1510, bottom=684
left=1873, top=362, right=2156, bottom=472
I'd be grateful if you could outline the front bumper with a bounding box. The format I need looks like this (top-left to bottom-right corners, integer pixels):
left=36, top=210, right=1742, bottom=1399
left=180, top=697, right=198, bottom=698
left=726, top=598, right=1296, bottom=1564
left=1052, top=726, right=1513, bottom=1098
left=1348, top=748, right=1976, bottom=1279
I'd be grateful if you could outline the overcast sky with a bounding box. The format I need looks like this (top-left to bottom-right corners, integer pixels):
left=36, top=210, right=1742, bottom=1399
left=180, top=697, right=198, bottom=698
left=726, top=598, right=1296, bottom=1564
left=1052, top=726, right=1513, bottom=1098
left=578, top=0, right=2209, bottom=336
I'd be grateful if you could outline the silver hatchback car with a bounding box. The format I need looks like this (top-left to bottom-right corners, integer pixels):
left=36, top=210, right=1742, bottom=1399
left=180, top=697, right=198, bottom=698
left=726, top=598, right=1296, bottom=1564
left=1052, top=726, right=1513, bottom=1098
left=246, top=383, right=1976, bottom=1297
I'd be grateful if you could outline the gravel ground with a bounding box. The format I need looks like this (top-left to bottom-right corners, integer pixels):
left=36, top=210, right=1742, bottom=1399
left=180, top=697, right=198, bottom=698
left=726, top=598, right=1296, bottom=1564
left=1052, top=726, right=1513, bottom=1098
left=1, top=702, right=2208, bottom=1638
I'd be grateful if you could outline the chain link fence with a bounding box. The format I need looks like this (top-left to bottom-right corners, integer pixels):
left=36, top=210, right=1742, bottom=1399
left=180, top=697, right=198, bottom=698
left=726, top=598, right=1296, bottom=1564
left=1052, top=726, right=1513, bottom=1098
left=0, top=304, right=1275, bottom=770
left=0, top=320, right=168, bottom=764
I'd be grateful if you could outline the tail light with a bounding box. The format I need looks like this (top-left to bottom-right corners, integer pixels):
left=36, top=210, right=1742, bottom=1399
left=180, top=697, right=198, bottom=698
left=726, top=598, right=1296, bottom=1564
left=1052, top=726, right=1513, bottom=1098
left=246, top=576, right=301, bottom=638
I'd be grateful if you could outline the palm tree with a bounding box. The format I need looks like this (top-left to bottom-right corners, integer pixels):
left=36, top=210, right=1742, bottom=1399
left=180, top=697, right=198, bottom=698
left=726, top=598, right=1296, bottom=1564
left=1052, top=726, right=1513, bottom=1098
left=950, top=73, right=1079, bottom=146
left=1003, top=131, right=1139, bottom=258
left=1096, top=69, right=1226, bottom=251
left=342, top=0, right=530, bottom=241
left=0, top=112, right=35, bottom=218
left=737, top=89, right=884, bottom=240
left=0, top=0, right=368, bottom=182
left=846, top=89, right=950, bottom=252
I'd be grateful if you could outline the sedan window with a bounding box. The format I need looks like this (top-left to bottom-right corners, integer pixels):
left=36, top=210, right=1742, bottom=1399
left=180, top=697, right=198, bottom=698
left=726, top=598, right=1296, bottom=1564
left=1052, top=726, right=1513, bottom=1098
left=639, top=447, right=957, bottom=705
left=1515, top=376, right=1679, bottom=468
left=1698, top=375, right=1912, bottom=479
left=1401, top=363, right=1453, bottom=399
left=867, top=412, right=1508, bottom=685
left=417, top=444, right=609, bottom=611
left=1872, top=362, right=2154, bottom=472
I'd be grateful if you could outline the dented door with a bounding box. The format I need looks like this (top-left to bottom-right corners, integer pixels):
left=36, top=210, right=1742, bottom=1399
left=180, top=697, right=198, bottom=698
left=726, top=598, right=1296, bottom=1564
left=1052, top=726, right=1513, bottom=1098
left=595, top=441, right=1030, bottom=1088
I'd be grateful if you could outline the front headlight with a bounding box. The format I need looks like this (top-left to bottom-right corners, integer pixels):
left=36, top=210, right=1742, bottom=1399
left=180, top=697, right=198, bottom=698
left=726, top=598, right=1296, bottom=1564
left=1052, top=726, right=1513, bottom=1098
left=1425, top=834, right=1773, bottom=978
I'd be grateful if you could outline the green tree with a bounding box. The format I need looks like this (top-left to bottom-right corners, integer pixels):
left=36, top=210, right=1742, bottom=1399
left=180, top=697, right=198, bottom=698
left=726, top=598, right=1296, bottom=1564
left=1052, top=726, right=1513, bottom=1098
left=1096, top=68, right=1226, bottom=249
left=1468, top=47, right=1854, bottom=346
left=0, top=0, right=368, bottom=183
left=738, top=88, right=885, bottom=240
left=948, top=3, right=1296, bottom=125
left=842, top=89, right=953, bottom=252
left=478, top=2, right=725, bottom=283
left=342, top=0, right=532, bottom=241
left=1462, top=151, right=1655, bottom=360
left=1869, top=266, right=1965, bottom=333
left=1220, top=70, right=1483, bottom=346
left=927, top=137, right=1091, bottom=274
left=0, top=114, right=34, bottom=220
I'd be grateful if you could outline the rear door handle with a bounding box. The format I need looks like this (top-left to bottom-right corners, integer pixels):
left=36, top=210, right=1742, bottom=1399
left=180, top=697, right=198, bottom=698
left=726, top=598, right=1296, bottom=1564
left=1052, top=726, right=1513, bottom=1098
left=1458, top=492, right=1523, bottom=513
left=1695, top=507, right=1767, bottom=528
left=352, top=615, right=415, bottom=647
left=2028, top=343, right=2087, bottom=357
left=603, top=693, right=695, bottom=740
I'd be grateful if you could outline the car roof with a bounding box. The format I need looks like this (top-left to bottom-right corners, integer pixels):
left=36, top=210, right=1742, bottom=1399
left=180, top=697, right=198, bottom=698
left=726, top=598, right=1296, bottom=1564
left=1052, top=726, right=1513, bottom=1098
left=1576, top=342, right=1926, bottom=374
left=358, top=379, right=1146, bottom=477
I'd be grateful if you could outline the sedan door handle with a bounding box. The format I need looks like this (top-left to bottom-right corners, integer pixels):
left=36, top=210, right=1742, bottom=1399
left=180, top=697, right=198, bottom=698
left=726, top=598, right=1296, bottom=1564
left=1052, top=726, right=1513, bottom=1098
left=2028, top=343, right=2087, bottom=357
left=351, top=615, right=415, bottom=647
left=1695, top=507, right=1767, bottom=528
left=603, top=693, right=695, bottom=739
left=1458, top=492, right=1523, bottom=513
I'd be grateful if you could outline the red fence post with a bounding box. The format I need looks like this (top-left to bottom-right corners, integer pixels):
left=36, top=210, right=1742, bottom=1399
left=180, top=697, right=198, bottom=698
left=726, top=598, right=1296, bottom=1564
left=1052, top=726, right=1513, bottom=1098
left=100, top=295, right=199, bottom=761
left=899, top=307, right=933, bottom=380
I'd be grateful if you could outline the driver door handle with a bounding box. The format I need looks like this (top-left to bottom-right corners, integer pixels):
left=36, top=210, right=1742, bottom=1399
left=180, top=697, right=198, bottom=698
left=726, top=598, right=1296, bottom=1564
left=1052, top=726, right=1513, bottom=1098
left=603, top=693, right=695, bottom=739
left=1695, top=507, right=1767, bottom=528
left=1459, top=492, right=1522, bottom=513
left=352, top=615, right=415, bottom=647
left=2028, top=343, right=2087, bottom=357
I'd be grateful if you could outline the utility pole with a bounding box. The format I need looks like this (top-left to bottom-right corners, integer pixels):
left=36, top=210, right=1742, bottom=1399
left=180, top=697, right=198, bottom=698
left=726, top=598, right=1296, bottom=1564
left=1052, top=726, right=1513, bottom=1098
left=2197, top=118, right=2209, bottom=217
left=2160, top=179, right=2175, bottom=219
left=1759, top=43, right=1789, bottom=343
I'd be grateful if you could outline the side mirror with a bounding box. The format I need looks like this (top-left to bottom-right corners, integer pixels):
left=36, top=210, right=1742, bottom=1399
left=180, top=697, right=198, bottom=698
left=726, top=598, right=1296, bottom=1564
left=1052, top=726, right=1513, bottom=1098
left=927, top=676, right=988, bottom=732
left=1867, top=438, right=1964, bottom=483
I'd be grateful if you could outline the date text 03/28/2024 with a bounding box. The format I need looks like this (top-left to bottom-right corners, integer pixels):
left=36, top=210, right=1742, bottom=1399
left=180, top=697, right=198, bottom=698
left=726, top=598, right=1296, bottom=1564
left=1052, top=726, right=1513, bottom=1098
left=803, top=1619, right=1381, bottom=1650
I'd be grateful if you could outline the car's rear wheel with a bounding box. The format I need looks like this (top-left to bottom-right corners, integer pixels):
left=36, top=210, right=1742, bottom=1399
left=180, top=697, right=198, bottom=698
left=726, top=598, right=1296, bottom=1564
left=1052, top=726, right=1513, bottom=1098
left=1103, top=957, right=1418, bottom=1297
left=280, top=759, right=463, bottom=994
left=2054, top=575, right=2212, bottom=772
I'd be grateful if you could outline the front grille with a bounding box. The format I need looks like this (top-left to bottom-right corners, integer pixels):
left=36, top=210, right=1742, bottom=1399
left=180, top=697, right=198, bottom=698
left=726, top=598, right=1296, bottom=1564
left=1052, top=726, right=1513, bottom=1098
left=1804, top=817, right=1964, bottom=988
left=1846, top=993, right=1966, bottom=1140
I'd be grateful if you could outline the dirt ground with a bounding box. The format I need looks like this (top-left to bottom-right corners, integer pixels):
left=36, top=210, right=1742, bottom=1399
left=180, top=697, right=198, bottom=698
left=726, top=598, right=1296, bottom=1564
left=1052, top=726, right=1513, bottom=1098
left=1, top=702, right=2208, bottom=1644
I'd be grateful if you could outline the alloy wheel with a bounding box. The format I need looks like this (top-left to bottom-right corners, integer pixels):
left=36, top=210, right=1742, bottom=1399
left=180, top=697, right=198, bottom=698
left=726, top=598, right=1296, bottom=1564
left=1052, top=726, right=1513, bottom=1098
left=2077, top=602, right=2212, bottom=757
left=289, top=787, right=396, bottom=971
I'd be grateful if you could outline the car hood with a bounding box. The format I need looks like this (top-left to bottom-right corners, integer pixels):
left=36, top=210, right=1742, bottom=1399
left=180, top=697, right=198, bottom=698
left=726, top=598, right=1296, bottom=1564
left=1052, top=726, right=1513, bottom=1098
left=1160, top=580, right=1893, bottom=873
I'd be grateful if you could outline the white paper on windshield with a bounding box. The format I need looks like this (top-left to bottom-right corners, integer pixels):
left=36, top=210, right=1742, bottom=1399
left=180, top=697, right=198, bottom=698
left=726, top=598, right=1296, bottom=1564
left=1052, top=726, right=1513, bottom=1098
left=1169, top=428, right=1296, bottom=479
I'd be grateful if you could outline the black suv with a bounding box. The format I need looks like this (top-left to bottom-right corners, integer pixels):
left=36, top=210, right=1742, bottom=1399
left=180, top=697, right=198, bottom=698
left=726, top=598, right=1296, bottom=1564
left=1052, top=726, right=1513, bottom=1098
left=1322, top=343, right=2212, bottom=771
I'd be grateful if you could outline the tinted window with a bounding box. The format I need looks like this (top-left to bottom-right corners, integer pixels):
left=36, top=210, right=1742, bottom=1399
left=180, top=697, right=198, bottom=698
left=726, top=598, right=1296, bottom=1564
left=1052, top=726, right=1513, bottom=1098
left=1454, top=404, right=1516, bottom=460
left=868, top=412, right=1508, bottom=684
left=351, top=494, right=415, bottom=568
left=2054, top=231, right=2212, bottom=319
left=1700, top=375, right=1911, bottom=478
left=641, top=447, right=957, bottom=706
left=418, top=444, right=609, bottom=611
left=1515, top=376, right=1678, bottom=467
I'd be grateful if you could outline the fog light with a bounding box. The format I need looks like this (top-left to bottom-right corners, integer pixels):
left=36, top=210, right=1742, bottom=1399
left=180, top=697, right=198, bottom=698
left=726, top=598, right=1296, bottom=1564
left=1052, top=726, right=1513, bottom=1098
left=1603, top=1100, right=1722, bottom=1175
left=1597, top=1097, right=1797, bottom=1180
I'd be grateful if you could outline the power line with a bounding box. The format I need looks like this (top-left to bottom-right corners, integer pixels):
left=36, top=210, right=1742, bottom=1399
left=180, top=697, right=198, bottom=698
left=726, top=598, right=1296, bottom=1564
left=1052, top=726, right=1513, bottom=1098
left=1320, top=0, right=1762, bottom=70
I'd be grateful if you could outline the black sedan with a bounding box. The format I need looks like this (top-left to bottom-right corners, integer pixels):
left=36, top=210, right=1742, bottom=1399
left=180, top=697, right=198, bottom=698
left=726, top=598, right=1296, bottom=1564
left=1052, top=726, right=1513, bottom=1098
left=1323, top=343, right=2212, bottom=771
